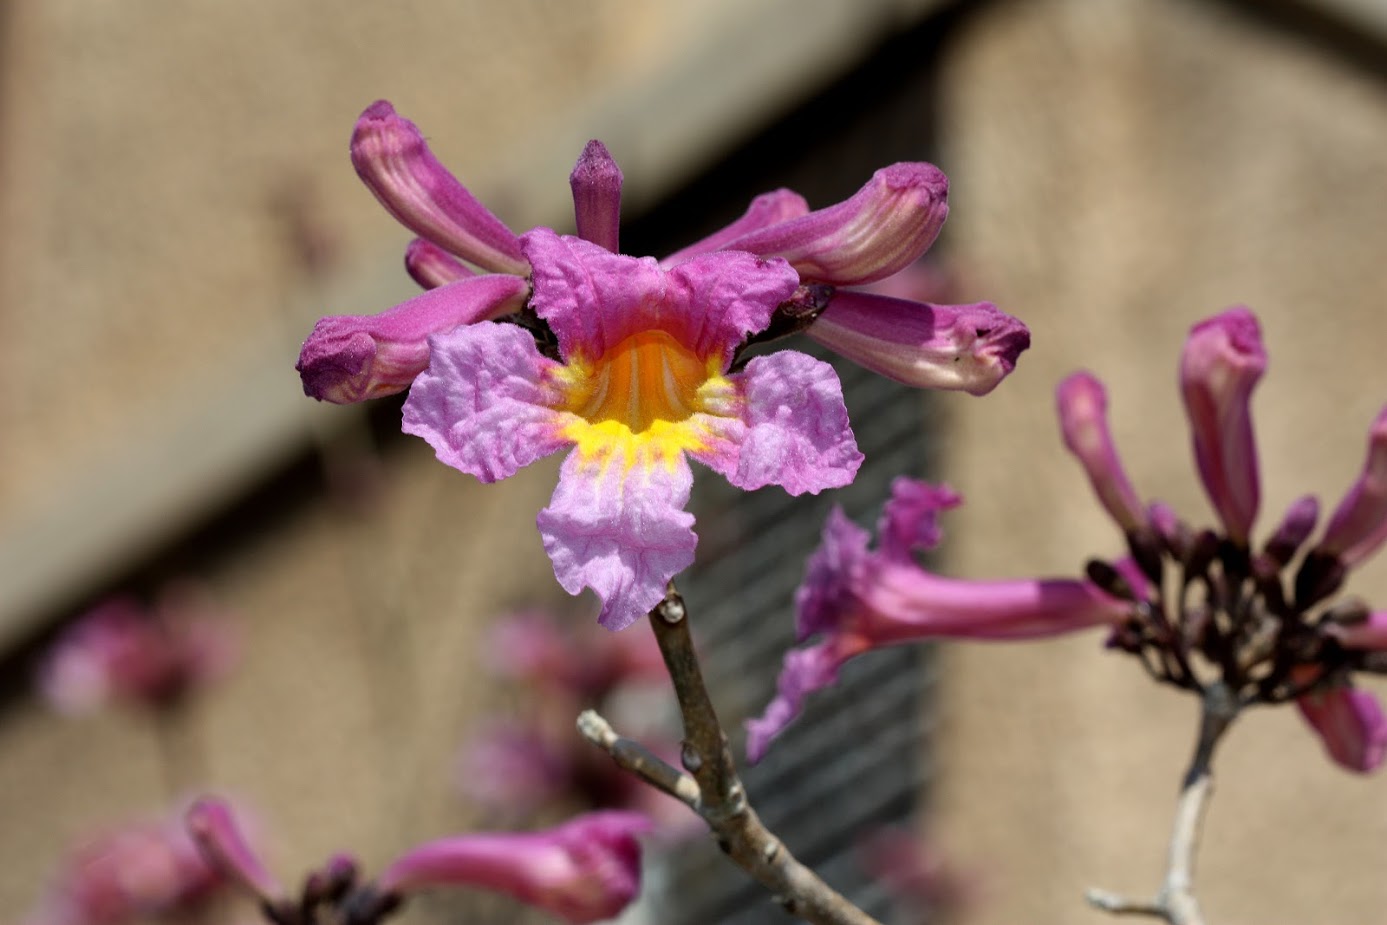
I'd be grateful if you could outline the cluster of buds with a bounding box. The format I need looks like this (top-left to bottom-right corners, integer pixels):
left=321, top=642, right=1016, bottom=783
left=1068, top=308, right=1387, bottom=769
left=185, top=797, right=650, bottom=925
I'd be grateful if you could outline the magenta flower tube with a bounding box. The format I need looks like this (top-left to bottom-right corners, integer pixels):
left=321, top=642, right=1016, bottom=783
left=1179, top=306, right=1267, bottom=543
left=350, top=101, right=528, bottom=275
left=1316, top=406, right=1387, bottom=568
left=569, top=140, right=623, bottom=253
left=1056, top=372, right=1146, bottom=532
left=376, top=812, right=650, bottom=924
left=404, top=237, right=473, bottom=290
left=297, top=274, right=529, bottom=404
left=185, top=797, right=283, bottom=902
left=803, top=293, right=1029, bottom=396
left=722, top=163, right=950, bottom=286
left=1296, top=682, right=1387, bottom=773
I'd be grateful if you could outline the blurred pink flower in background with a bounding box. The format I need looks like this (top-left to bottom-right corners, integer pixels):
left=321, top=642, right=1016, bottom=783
left=37, top=583, right=237, bottom=715
left=858, top=827, right=976, bottom=923
left=25, top=810, right=225, bottom=925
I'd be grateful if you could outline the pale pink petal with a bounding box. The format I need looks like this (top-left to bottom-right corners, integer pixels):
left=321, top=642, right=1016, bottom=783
left=660, top=189, right=809, bottom=267
left=298, top=274, right=529, bottom=404
left=745, top=641, right=861, bottom=764
left=805, top=293, right=1029, bottom=395
left=401, top=323, right=570, bottom=482
left=795, top=508, right=872, bottom=641
left=538, top=448, right=698, bottom=631
left=351, top=101, right=528, bottom=275
left=692, top=352, right=861, bottom=495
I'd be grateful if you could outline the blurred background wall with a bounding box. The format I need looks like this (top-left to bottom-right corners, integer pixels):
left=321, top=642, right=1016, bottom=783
left=2, top=1, right=1386, bottom=924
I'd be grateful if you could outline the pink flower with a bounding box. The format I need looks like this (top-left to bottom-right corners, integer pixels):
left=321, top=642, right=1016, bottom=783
left=27, top=813, right=221, bottom=925
left=488, top=609, right=666, bottom=699
left=746, top=478, right=1131, bottom=762
left=298, top=101, right=1029, bottom=405
left=405, top=228, right=862, bottom=630
left=37, top=586, right=236, bottom=715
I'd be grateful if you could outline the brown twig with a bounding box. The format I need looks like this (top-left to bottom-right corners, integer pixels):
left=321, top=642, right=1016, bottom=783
left=579, top=582, right=883, bottom=925
left=1085, top=682, right=1238, bottom=924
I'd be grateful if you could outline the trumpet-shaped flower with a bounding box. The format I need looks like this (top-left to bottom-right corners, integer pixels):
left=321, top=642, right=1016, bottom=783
left=405, top=229, right=862, bottom=630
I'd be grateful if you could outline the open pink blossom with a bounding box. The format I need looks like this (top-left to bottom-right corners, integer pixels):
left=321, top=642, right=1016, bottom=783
left=746, top=478, right=1131, bottom=762
left=298, top=101, right=1028, bottom=405
left=405, top=228, right=862, bottom=630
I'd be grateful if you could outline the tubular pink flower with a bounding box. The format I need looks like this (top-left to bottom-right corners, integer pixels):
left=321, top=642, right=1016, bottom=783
left=1315, top=406, right=1387, bottom=568
left=350, top=101, right=528, bottom=275
left=296, top=274, right=529, bottom=403
left=185, top=798, right=284, bottom=902
left=1295, top=681, right=1387, bottom=773
left=802, top=293, right=1029, bottom=396
left=660, top=189, right=810, bottom=266
left=569, top=140, right=623, bottom=253
left=456, top=726, right=572, bottom=812
left=719, top=163, right=950, bottom=286
left=375, top=812, right=650, bottom=924
left=404, top=237, right=473, bottom=289
left=1056, top=372, right=1146, bottom=532
left=1179, top=306, right=1267, bottom=543
left=748, top=481, right=1130, bottom=762
left=404, top=228, right=861, bottom=630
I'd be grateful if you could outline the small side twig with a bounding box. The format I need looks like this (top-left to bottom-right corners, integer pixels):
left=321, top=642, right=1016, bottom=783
left=1086, top=682, right=1238, bottom=925
left=581, top=582, right=882, bottom=925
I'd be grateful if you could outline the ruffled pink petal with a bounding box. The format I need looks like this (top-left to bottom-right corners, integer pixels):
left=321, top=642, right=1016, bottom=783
left=660, top=189, right=810, bottom=266
left=723, top=163, right=949, bottom=286
left=521, top=229, right=799, bottom=367
left=805, top=293, right=1029, bottom=395
left=876, top=477, right=962, bottom=561
left=298, top=274, right=528, bottom=404
left=569, top=140, right=623, bottom=253
left=537, top=448, right=698, bottom=631
left=796, top=508, right=872, bottom=641
left=692, top=352, right=861, bottom=495
left=1296, top=683, right=1387, bottom=773
left=401, top=323, right=570, bottom=482
left=745, top=640, right=863, bottom=764
left=351, top=101, right=528, bottom=275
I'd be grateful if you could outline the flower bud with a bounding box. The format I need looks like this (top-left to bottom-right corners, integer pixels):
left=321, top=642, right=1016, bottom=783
left=1179, top=306, right=1267, bottom=543
left=405, top=237, right=473, bottom=290
left=569, top=140, right=622, bottom=253
left=1056, top=372, right=1146, bottom=532
left=1315, top=406, right=1387, bottom=568
left=725, top=163, right=950, bottom=285
left=804, top=293, right=1029, bottom=395
left=297, top=274, right=529, bottom=404
left=1296, top=681, right=1387, bottom=773
left=184, top=797, right=283, bottom=902
left=351, top=101, right=528, bottom=275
